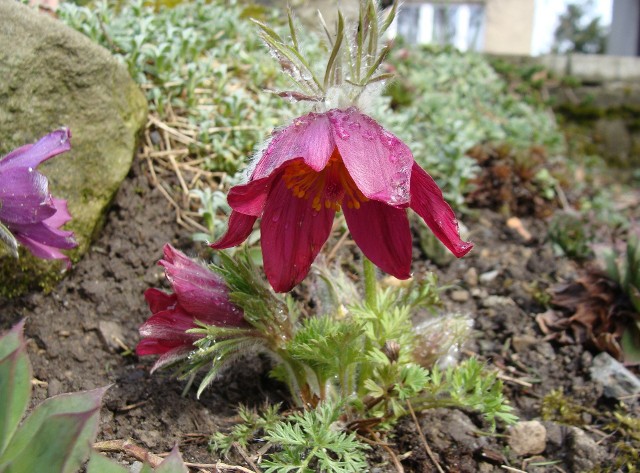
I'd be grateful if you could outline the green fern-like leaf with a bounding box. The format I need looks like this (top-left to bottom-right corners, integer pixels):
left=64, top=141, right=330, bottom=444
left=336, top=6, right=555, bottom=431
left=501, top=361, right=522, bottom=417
left=262, top=402, right=368, bottom=473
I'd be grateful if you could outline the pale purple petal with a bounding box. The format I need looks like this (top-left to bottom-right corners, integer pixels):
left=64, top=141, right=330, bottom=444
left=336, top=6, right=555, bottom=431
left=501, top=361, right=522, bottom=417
left=1, top=128, right=71, bottom=171
left=13, top=234, right=71, bottom=268
left=329, top=108, right=413, bottom=206
left=251, top=113, right=334, bottom=180
left=410, top=163, right=473, bottom=258
left=261, top=177, right=335, bottom=292
left=9, top=221, right=76, bottom=250
left=0, top=168, right=56, bottom=224
left=343, top=199, right=412, bottom=279
left=44, top=198, right=72, bottom=228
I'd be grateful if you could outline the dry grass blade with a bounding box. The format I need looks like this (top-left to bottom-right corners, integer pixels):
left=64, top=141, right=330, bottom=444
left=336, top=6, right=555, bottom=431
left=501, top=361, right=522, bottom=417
left=406, top=400, right=445, bottom=473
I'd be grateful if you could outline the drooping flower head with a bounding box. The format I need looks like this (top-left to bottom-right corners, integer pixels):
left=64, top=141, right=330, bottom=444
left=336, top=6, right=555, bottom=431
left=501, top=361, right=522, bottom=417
left=137, top=244, right=245, bottom=371
left=0, top=129, right=77, bottom=266
left=212, top=107, right=472, bottom=292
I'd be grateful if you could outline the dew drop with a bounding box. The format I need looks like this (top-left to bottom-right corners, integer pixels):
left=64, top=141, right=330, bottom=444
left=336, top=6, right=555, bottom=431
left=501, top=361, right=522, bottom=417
left=271, top=214, right=280, bottom=223
left=335, top=126, right=350, bottom=139
left=362, top=130, right=375, bottom=141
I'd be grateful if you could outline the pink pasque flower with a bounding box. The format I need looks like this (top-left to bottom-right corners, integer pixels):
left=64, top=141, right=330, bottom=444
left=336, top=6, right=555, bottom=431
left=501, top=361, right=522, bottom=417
left=0, top=129, right=77, bottom=266
left=137, top=244, right=244, bottom=371
left=212, top=107, right=473, bottom=292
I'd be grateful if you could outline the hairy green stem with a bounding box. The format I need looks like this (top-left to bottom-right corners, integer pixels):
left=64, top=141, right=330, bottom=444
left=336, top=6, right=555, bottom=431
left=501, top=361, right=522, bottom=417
left=363, top=256, right=377, bottom=308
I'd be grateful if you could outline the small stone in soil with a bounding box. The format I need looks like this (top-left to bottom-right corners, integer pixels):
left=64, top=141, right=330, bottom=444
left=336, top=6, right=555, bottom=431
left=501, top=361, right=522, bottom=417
left=464, top=267, right=478, bottom=287
left=567, top=427, right=605, bottom=472
left=589, top=352, right=640, bottom=399
left=480, top=269, right=500, bottom=283
left=482, top=295, right=516, bottom=308
left=98, top=320, right=126, bottom=353
left=451, top=289, right=471, bottom=302
left=508, top=420, right=547, bottom=456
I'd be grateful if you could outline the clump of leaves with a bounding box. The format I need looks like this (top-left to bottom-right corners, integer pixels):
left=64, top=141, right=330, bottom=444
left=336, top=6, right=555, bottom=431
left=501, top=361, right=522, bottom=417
left=210, top=404, right=282, bottom=455
left=261, top=401, right=369, bottom=473
left=464, top=143, right=561, bottom=217
left=0, top=321, right=190, bottom=473
left=541, top=389, right=587, bottom=426
left=172, top=251, right=515, bottom=470
left=0, top=321, right=105, bottom=472
left=537, top=231, right=640, bottom=364
left=548, top=211, right=595, bottom=261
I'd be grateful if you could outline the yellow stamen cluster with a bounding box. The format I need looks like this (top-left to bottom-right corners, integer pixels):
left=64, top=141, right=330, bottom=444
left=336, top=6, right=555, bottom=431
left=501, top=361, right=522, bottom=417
left=282, top=151, right=368, bottom=212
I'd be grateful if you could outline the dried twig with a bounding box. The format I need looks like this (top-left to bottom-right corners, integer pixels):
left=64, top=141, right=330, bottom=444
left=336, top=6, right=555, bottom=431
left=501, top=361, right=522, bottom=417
left=406, top=400, right=445, bottom=473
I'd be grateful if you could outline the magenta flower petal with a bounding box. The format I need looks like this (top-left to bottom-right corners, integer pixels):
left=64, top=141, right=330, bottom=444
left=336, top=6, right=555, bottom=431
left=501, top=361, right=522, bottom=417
left=136, top=338, right=187, bottom=356
left=261, top=177, right=335, bottom=292
left=210, top=108, right=472, bottom=292
left=144, top=287, right=178, bottom=313
left=227, top=172, right=279, bottom=216
left=251, top=112, right=334, bottom=180
left=139, top=308, right=197, bottom=341
left=1, top=128, right=71, bottom=171
left=343, top=199, right=412, bottom=279
left=137, top=245, right=246, bottom=364
left=329, top=108, right=413, bottom=206
left=211, top=211, right=257, bottom=249
left=409, top=163, right=473, bottom=257
left=160, top=244, right=221, bottom=287
left=0, top=168, right=56, bottom=224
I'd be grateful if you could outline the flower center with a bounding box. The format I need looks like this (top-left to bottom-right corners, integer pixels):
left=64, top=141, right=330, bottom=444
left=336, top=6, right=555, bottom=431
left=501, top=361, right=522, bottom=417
left=282, top=149, right=368, bottom=212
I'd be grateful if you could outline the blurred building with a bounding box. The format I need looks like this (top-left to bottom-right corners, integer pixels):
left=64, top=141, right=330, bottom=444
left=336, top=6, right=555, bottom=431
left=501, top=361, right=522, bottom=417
left=389, top=0, right=616, bottom=56
left=607, top=0, right=640, bottom=56
left=390, top=0, right=536, bottom=54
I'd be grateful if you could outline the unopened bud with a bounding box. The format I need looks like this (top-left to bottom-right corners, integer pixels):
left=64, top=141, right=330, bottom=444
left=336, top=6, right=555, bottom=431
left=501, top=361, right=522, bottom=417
left=382, top=340, right=401, bottom=363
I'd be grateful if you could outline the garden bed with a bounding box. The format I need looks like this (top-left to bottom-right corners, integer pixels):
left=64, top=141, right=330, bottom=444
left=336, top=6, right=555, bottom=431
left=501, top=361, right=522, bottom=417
left=1, top=154, right=638, bottom=472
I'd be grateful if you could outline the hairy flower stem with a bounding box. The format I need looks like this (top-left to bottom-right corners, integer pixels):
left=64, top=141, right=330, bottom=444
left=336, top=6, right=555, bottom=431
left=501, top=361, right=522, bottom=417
left=363, top=256, right=377, bottom=308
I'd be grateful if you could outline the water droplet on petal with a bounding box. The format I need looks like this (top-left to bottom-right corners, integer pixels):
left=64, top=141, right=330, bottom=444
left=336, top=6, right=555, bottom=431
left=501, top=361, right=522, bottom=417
left=362, top=130, right=375, bottom=141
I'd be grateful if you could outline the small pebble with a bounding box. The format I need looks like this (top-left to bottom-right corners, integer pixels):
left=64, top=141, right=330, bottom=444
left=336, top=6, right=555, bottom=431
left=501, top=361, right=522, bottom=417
left=464, top=267, right=478, bottom=287
left=508, top=420, right=547, bottom=455
left=480, top=269, right=500, bottom=283
left=451, top=289, right=470, bottom=302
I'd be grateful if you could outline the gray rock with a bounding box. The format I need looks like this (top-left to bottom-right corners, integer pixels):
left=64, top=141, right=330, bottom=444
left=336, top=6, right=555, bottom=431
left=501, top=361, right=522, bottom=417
left=566, top=427, right=605, bottom=472
left=97, top=320, right=125, bottom=353
left=0, top=0, right=147, bottom=293
left=590, top=352, right=640, bottom=398
left=508, top=420, right=547, bottom=456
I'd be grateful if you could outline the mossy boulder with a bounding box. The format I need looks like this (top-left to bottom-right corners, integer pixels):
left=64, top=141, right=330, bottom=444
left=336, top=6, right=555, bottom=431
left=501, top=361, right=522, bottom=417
left=0, top=0, right=147, bottom=297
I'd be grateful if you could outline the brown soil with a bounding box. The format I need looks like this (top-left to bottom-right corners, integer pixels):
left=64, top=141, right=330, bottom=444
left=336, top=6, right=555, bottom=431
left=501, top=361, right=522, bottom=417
left=1, top=158, right=638, bottom=472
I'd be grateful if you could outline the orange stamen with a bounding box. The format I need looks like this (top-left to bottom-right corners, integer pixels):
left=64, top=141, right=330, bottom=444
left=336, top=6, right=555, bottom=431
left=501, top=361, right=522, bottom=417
left=281, top=149, right=368, bottom=213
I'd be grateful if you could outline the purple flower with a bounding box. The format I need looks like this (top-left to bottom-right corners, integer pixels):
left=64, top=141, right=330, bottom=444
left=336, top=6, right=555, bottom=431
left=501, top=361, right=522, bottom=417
left=211, top=107, right=472, bottom=292
left=137, top=244, right=245, bottom=371
left=0, top=129, right=77, bottom=266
